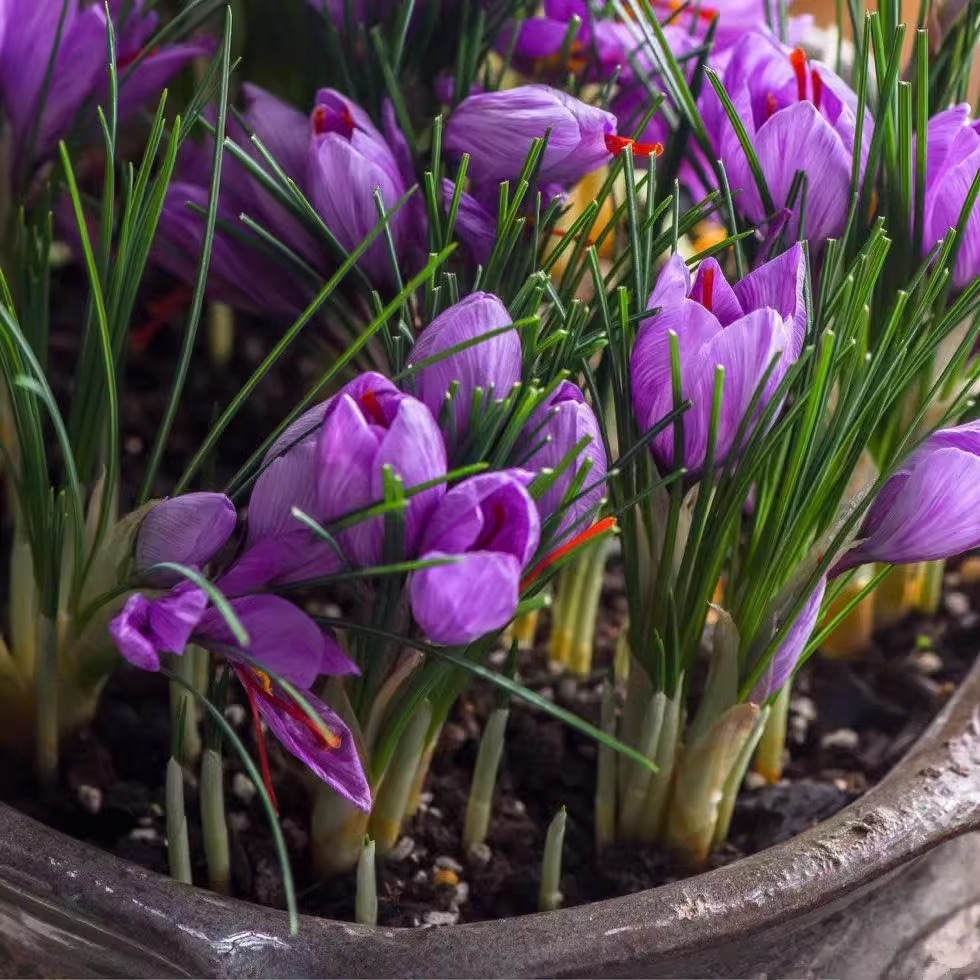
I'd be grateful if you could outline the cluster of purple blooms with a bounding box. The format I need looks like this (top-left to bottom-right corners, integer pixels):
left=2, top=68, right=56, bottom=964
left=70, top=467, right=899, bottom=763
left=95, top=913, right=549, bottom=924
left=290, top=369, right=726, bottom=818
left=110, top=292, right=605, bottom=807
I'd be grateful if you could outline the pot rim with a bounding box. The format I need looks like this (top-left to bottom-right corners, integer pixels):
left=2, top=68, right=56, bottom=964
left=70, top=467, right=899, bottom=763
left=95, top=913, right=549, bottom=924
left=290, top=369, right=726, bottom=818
left=2, top=654, right=978, bottom=978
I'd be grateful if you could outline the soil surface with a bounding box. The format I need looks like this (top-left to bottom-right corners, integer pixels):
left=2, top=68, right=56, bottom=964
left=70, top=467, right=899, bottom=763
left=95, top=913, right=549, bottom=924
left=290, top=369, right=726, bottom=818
left=5, top=284, right=979, bottom=927
left=1, top=556, right=976, bottom=928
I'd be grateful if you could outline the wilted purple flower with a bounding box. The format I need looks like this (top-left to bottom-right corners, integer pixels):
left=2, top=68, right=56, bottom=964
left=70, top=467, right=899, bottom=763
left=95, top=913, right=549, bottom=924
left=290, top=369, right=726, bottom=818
left=109, top=586, right=208, bottom=673
left=750, top=575, right=826, bottom=703
left=835, top=420, right=980, bottom=571
left=307, top=89, right=417, bottom=284
left=631, top=244, right=807, bottom=471
left=406, top=292, right=520, bottom=440
left=920, top=104, right=980, bottom=292
left=446, top=85, right=661, bottom=191
left=316, top=372, right=448, bottom=567
left=515, top=381, right=607, bottom=542
left=702, top=33, right=869, bottom=244
left=234, top=663, right=370, bottom=811
left=0, top=0, right=206, bottom=176
left=409, top=471, right=540, bottom=644
left=135, top=492, right=237, bottom=583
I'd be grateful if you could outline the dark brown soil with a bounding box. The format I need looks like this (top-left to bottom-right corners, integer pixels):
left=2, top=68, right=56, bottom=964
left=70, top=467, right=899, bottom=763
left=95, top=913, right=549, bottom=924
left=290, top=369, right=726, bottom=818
left=1, top=558, right=976, bottom=928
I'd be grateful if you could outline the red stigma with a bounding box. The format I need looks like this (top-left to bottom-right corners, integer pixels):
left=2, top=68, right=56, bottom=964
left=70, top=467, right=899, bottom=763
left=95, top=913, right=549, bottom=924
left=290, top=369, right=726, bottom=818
left=765, top=93, right=778, bottom=121
left=810, top=68, right=823, bottom=110
left=604, top=134, right=664, bottom=159
left=242, top=678, right=279, bottom=814
left=701, top=266, right=715, bottom=313
left=652, top=0, right=718, bottom=23
left=522, top=517, right=618, bottom=589
left=359, top=389, right=388, bottom=426
left=313, top=104, right=355, bottom=139
left=789, top=48, right=808, bottom=102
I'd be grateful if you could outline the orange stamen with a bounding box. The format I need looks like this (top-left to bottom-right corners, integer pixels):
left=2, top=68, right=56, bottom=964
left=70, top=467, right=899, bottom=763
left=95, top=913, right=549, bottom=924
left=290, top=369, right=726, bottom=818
left=789, top=48, right=808, bottom=102
left=522, top=516, right=618, bottom=589
left=604, top=134, right=664, bottom=158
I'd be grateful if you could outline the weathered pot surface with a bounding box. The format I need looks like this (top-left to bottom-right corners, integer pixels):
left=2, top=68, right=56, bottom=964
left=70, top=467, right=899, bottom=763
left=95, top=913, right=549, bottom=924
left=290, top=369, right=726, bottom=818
left=1, top=656, right=979, bottom=979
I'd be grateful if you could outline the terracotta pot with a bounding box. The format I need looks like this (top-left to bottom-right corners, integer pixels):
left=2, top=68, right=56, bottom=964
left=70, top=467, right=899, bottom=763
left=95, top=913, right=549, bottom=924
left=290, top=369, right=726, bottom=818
left=1, top=656, right=979, bottom=979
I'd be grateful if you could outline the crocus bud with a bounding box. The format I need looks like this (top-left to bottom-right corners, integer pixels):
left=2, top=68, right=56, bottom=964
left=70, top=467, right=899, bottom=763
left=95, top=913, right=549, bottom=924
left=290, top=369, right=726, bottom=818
left=307, top=89, right=411, bottom=284
left=316, top=372, right=448, bottom=567
left=445, top=84, right=618, bottom=188
left=701, top=33, right=869, bottom=244
left=920, top=105, right=980, bottom=292
left=135, top=493, right=237, bottom=583
left=516, top=381, right=607, bottom=542
left=835, top=420, right=980, bottom=572
left=750, top=576, right=826, bottom=703
left=410, top=471, right=540, bottom=645
left=631, top=245, right=807, bottom=471
left=406, top=292, right=520, bottom=441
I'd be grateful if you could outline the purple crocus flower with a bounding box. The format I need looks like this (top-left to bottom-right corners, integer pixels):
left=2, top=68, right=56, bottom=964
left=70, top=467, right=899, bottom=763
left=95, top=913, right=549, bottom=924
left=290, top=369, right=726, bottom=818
left=307, top=89, right=416, bottom=284
left=0, top=0, right=207, bottom=176
left=920, top=104, right=980, bottom=292
left=631, top=244, right=807, bottom=471
left=135, top=492, right=237, bottom=584
left=406, top=292, right=520, bottom=440
left=749, top=575, right=826, bottom=703
left=834, top=420, right=980, bottom=572
left=702, top=32, right=869, bottom=244
left=409, top=470, right=540, bottom=645
left=109, top=586, right=208, bottom=673
left=515, top=380, right=607, bottom=542
left=316, top=372, right=448, bottom=567
left=446, top=85, right=643, bottom=191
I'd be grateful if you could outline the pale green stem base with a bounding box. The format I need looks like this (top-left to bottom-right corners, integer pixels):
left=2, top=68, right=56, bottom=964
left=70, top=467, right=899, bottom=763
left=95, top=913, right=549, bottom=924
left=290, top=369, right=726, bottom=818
left=753, top=685, right=790, bottom=784
left=166, top=757, right=192, bottom=884
left=200, top=748, right=230, bottom=894
left=463, top=708, right=509, bottom=847
left=913, top=559, right=946, bottom=615
left=170, top=649, right=202, bottom=765
left=538, top=807, right=567, bottom=913
left=355, top=837, right=378, bottom=925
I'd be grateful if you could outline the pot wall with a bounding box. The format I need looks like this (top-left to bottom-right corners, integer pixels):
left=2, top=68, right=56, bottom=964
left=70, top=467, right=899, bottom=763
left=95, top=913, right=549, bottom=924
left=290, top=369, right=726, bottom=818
left=0, top=656, right=978, bottom=979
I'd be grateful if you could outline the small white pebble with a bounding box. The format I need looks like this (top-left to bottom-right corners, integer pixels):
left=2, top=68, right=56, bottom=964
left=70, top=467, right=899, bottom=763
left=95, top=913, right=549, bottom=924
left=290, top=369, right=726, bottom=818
left=944, top=591, right=971, bottom=618
left=228, top=812, right=249, bottom=833
left=389, top=836, right=415, bottom=862
left=137, top=815, right=154, bottom=828
left=789, top=716, right=809, bottom=744
left=128, top=827, right=158, bottom=843
left=224, top=704, right=247, bottom=727
left=467, top=842, right=492, bottom=866
left=412, top=869, right=428, bottom=885
left=232, top=773, right=257, bottom=805
left=743, top=771, right=767, bottom=791
left=435, top=855, right=463, bottom=873
left=488, top=648, right=508, bottom=667
left=423, top=910, right=459, bottom=927
left=821, top=728, right=860, bottom=751
left=911, top=651, right=943, bottom=676
left=453, top=881, right=470, bottom=906
left=427, top=806, right=443, bottom=820
left=76, top=785, right=102, bottom=815
left=790, top=696, right=817, bottom=723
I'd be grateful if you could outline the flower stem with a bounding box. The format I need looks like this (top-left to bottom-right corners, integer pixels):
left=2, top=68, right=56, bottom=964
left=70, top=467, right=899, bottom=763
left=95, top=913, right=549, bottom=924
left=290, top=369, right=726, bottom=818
left=753, top=685, right=790, bottom=784
left=34, top=615, right=58, bottom=787
left=355, top=836, right=378, bottom=926
left=913, top=559, right=946, bottom=615
left=569, top=536, right=611, bottom=677
left=368, top=700, right=432, bottom=856
left=10, top=516, right=37, bottom=676
left=200, top=747, right=230, bottom=895
left=820, top=564, right=875, bottom=659
left=618, top=691, right=667, bottom=839
left=538, top=806, right=567, bottom=913
left=463, top=707, right=509, bottom=847
left=170, top=649, right=202, bottom=765
left=507, top=608, right=540, bottom=651
left=594, top=678, right=617, bottom=849
left=873, top=561, right=917, bottom=628
left=713, top=706, right=770, bottom=850
left=311, top=790, right=370, bottom=876
left=165, top=757, right=192, bottom=885
left=636, top=685, right=683, bottom=845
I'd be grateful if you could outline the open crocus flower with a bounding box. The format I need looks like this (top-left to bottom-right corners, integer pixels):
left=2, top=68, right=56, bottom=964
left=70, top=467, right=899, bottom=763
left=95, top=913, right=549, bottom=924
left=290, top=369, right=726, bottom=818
left=920, top=105, right=980, bottom=292
left=316, top=372, right=448, bottom=567
left=834, top=420, right=980, bottom=572
left=406, top=292, right=520, bottom=443
left=445, top=85, right=660, bottom=193
left=515, top=380, right=607, bottom=542
left=0, top=0, right=207, bottom=177
left=631, top=244, right=807, bottom=471
left=307, top=89, right=417, bottom=284
left=409, top=471, right=540, bottom=645
left=702, top=32, right=869, bottom=244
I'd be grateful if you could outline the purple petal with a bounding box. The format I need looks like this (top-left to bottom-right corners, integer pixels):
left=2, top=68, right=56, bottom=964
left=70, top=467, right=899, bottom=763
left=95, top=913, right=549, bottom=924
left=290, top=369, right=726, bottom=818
left=410, top=551, right=522, bottom=645
left=733, top=243, right=808, bottom=356
left=196, top=595, right=357, bottom=688
left=407, top=292, right=520, bottom=439
left=750, top=576, right=826, bottom=703
left=116, top=41, right=212, bottom=122
left=247, top=442, right=319, bottom=545
left=135, top=493, right=237, bottom=581
left=109, top=587, right=208, bottom=672
left=242, top=671, right=371, bottom=811
left=689, top=258, right=743, bottom=327
left=241, top=83, right=310, bottom=184
left=442, top=180, right=497, bottom=265
left=263, top=402, right=331, bottom=464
